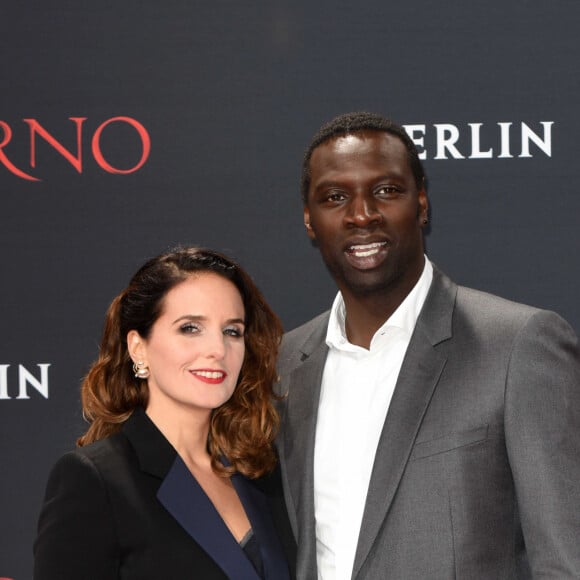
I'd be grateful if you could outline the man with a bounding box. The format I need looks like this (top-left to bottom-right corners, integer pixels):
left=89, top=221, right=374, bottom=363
left=276, top=111, right=580, bottom=579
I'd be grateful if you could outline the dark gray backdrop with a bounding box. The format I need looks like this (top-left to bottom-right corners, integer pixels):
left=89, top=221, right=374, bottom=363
left=2, top=2, right=579, bottom=578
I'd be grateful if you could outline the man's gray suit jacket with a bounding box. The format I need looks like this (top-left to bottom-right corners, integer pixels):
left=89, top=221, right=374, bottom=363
left=277, top=266, right=580, bottom=579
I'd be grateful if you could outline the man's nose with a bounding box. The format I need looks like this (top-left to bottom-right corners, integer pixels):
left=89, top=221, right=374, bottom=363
left=345, top=195, right=382, bottom=227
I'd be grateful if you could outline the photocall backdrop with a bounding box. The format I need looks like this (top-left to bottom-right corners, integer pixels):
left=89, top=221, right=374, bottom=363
left=1, top=2, right=579, bottom=577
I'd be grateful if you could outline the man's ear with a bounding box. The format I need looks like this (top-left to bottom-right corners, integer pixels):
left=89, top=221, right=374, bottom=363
left=418, top=187, right=429, bottom=226
left=304, top=206, right=316, bottom=240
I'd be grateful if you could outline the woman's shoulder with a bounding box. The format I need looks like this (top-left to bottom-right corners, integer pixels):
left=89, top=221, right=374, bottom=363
left=76, top=427, right=131, bottom=459
left=48, top=429, right=134, bottom=486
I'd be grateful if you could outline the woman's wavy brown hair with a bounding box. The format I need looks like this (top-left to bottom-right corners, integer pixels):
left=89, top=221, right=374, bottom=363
left=78, top=247, right=283, bottom=478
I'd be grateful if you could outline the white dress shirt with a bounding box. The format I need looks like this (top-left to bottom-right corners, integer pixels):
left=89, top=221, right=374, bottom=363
left=314, top=258, right=433, bottom=580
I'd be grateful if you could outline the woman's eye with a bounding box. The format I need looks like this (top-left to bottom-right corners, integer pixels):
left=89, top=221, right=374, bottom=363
left=224, top=327, right=244, bottom=338
left=180, top=323, right=200, bottom=334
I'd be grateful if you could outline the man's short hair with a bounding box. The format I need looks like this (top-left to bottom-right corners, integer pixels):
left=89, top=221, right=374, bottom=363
left=301, top=111, right=426, bottom=202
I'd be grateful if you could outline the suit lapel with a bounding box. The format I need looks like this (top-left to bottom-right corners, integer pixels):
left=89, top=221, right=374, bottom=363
left=351, top=267, right=456, bottom=578
left=232, top=473, right=290, bottom=580
left=122, top=406, right=176, bottom=479
left=158, top=456, right=261, bottom=580
left=281, top=316, right=329, bottom=579
left=124, top=408, right=262, bottom=579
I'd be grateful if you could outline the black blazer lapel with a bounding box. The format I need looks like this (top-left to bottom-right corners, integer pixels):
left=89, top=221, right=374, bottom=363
left=352, top=267, right=456, bottom=578
left=157, top=455, right=261, bottom=580
left=122, top=406, right=176, bottom=479
left=231, top=473, right=290, bottom=580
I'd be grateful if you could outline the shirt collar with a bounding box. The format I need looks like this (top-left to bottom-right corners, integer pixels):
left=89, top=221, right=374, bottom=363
left=326, top=257, right=434, bottom=352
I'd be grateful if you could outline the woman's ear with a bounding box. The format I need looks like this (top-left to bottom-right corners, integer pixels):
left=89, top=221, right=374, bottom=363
left=127, top=330, right=146, bottom=364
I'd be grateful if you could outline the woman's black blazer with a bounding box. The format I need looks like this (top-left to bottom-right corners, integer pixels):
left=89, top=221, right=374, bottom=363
left=33, top=407, right=295, bottom=579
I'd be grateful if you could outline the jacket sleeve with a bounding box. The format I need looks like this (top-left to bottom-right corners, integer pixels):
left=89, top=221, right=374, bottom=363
left=33, top=451, right=120, bottom=580
left=505, top=310, right=580, bottom=577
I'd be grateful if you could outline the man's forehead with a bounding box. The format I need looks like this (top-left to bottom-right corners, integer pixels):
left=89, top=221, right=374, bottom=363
left=312, top=130, right=406, bottom=163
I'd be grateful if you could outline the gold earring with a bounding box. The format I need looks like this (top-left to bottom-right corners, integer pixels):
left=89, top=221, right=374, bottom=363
left=133, top=361, right=150, bottom=379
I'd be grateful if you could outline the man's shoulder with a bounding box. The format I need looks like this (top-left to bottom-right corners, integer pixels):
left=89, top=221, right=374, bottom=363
left=282, top=311, right=329, bottom=345
left=432, top=266, right=539, bottom=319
left=427, top=266, right=575, bottom=340
left=456, top=284, right=539, bottom=317
left=451, top=281, right=577, bottom=343
left=279, top=311, right=330, bottom=364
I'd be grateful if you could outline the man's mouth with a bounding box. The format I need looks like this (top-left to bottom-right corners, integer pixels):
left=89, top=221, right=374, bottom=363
left=346, top=241, right=388, bottom=257
left=344, top=241, right=389, bottom=270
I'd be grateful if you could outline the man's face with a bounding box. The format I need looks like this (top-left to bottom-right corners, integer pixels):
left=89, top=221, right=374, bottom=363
left=304, top=130, right=428, bottom=300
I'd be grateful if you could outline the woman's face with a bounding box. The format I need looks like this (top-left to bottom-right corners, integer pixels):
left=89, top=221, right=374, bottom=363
left=129, top=272, right=246, bottom=418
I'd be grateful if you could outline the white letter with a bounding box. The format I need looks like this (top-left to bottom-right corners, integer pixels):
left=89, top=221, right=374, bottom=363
left=434, top=124, right=465, bottom=159
left=469, top=123, right=493, bottom=158
left=403, top=124, right=427, bottom=160
left=497, top=122, right=513, bottom=158
left=17, top=363, right=50, bottom=399
left=0, top=365, right=10, bottom=399
left=520, top=122, right=553, bottom=158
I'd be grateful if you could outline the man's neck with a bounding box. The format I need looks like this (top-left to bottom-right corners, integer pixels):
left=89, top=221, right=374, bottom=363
left=342, top=293, right=402, bottom=349
left=341, top=270, right=424, bottom=349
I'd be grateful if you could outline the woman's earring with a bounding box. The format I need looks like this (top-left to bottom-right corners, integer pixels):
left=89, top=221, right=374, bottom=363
left=133, top=361, right=150, bottom=379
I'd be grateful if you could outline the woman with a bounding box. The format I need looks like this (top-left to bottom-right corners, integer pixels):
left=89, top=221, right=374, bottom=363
left=33, top=247, right=295, bottom=580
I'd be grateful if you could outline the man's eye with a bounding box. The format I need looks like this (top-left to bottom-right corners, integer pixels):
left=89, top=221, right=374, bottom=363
left=375, top=185, right=399, bottom=197
left=224, top=327, right=244, bottom=338
left=180, top=323, right=200, bottom=334
left=326, top=191, right=346, bottom=202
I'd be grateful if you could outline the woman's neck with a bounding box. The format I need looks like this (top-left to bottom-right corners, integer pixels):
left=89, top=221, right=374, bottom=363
left=145, top=399, right=212, bottom=464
